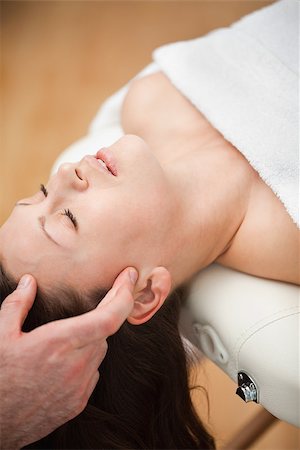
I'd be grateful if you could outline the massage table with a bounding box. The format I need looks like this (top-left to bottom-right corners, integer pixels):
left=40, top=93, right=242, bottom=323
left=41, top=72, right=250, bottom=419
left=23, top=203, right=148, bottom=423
left=180, top=264, right=299, bottom=447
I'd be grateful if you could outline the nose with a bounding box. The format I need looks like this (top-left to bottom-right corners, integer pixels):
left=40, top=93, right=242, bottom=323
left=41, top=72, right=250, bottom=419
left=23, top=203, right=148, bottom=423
left=57, top=162, right=88, bottom=192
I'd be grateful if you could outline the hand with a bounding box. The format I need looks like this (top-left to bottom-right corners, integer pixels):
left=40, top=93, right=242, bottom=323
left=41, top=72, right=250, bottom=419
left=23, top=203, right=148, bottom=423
left=0, top=267, right=138, bottom=450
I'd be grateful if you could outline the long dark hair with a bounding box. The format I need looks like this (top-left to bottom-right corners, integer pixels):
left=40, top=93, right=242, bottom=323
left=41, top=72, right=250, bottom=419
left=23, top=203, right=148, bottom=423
left=0, top=264, right=215, bottom=449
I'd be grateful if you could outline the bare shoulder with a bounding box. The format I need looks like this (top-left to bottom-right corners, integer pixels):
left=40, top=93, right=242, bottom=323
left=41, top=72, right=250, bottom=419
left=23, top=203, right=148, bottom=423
left=121, top=72, right=167, bottom=130
left=216, top=174, right=300, bottom=285
left=122, top=71, right=204, bottom=135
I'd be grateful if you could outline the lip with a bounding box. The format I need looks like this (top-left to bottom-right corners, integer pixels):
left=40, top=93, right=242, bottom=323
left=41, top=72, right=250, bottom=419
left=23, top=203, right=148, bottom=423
left=84, top=151, right=117, bottom=177
left=96, top=148, right=118, bottom=176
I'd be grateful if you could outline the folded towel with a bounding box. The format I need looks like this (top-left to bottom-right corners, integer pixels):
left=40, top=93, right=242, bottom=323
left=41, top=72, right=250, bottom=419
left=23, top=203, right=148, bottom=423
left=153, top=0, right=299, bottom=227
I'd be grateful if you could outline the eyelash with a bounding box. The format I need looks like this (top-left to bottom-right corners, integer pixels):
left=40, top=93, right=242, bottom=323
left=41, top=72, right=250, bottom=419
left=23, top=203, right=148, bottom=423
left=40, top=184, right=48, bottom=197
left=63, top=208, right=78, bottom=230
left=40, top=184, right=78, bottom=229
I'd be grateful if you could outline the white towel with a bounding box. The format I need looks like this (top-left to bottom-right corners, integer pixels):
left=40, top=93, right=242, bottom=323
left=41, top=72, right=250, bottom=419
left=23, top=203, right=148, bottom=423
left=153, top=0, right=299, bottom=227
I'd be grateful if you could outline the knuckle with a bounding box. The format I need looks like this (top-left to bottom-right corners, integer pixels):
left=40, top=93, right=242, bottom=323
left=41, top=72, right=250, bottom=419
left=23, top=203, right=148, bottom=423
left=59, top=357, right=87, bottom=385
left=74, top=399, right=86, bottom=416
left=102, top=340, right=108, bottom=354
left=45, top=333, right=61, bottom=349
left=69, top=359, right=86, bottom=378
left=96, top=310, right=109, bottom=330
left=100, top=341, right=108, bottom=361
left=75, top=389, right=90, bottom=415
left=99, top=313, right=117, bottom=336
left=47, top=338, right=71, bottom=359
left=43, top=323, right=73, bottom=349
left=93, top=342, right=108, bottom=366
left=94, top=371, right=100, bottom=384
left=46, top=348, right=67, bottom=369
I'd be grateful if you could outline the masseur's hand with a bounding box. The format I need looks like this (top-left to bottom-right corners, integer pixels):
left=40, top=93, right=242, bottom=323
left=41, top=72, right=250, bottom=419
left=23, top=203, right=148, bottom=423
left=0, top=267, right=138, bottom=450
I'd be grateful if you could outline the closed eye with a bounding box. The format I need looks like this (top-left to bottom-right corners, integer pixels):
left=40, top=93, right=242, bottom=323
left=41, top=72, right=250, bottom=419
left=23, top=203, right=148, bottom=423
left=42, top=184, right=78, bottom=230
left=62, top=208, right=78, bottom=230
left=17, top=184, right=78, bottom=231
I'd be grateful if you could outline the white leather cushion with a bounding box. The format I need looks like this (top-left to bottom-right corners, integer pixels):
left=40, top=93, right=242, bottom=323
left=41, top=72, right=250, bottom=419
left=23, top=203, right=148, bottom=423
left=184, top=263, right=300, bottom=427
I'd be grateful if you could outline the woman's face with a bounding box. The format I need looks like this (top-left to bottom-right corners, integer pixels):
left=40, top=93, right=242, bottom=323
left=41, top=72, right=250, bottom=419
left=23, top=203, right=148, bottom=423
left=0, top=135, right=173, bottom=292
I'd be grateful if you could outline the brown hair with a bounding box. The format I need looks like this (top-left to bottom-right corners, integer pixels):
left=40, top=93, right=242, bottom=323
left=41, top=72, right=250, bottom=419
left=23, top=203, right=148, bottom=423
left=0, top=264, right=215, bottom=449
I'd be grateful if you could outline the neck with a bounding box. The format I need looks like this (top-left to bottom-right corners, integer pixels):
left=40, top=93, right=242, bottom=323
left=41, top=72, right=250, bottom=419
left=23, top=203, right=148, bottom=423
left=150, top=129, right=248, bottom=289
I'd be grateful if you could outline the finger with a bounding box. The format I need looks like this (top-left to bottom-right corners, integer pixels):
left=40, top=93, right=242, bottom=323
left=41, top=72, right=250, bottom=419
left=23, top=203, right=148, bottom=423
left=0, top=274, right=37, bottom=335
left=77, top=267, right=137, bottom=342
left=96, top=267, right=138, bottom=308
left=49, top=268, right=137, bottom=347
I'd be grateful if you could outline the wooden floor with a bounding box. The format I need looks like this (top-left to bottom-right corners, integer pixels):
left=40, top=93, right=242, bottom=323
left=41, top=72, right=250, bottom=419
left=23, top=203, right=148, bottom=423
left=1, top=1, right=299, bottom=449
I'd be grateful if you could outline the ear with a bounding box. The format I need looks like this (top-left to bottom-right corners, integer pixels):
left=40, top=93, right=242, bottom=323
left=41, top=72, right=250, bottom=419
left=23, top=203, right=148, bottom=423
left=127, top=267, right=171, bottom=325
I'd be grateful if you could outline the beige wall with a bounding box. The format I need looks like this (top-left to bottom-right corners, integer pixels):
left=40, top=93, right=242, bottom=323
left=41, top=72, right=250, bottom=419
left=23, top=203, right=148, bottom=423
left=1, top=1, right=299, bottom=448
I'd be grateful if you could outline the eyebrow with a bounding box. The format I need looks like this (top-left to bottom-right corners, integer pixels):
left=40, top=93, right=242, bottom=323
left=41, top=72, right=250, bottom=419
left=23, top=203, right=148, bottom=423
left=38, top=216, right=62, bottom=247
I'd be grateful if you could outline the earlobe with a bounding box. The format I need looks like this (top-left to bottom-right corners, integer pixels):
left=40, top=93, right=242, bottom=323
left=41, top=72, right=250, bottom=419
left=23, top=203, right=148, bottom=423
left=127, top=267, right=171, bottom=325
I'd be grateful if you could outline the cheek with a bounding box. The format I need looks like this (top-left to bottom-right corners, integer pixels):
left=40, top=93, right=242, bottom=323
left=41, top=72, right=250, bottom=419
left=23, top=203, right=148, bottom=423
left=87, top=192, right=133, bottom=236
left=75, top=218, right=133, bottom=281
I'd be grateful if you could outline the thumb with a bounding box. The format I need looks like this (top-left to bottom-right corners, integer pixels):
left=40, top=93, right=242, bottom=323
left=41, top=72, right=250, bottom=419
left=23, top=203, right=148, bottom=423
left=0, top=274, right=37, bottom=335
left=98, top=267, right=138, bottom=308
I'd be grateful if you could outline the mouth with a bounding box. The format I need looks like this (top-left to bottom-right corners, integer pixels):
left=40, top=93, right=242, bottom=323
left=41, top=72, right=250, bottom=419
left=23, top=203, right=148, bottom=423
left=95, top=148, right=118, bottom=176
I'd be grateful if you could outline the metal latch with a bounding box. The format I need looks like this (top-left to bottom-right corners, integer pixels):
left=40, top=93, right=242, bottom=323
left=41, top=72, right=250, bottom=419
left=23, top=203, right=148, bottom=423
left=236, top=371, right=259, bottom=403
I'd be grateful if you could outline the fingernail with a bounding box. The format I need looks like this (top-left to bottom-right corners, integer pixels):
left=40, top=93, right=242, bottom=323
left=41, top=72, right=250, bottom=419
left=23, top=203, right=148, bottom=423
left=17, top=275, right=31, bottom=289
left=129, top=268, right=138, bottom=285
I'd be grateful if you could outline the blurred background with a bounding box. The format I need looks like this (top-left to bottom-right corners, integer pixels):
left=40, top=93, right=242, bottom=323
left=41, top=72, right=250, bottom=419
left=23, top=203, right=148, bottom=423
left=1, top=1, right=299, bottom=448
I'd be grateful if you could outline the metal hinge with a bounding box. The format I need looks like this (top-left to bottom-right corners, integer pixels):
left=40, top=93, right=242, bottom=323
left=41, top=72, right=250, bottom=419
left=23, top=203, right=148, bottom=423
left=236, top=371, right=259, bottom=403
